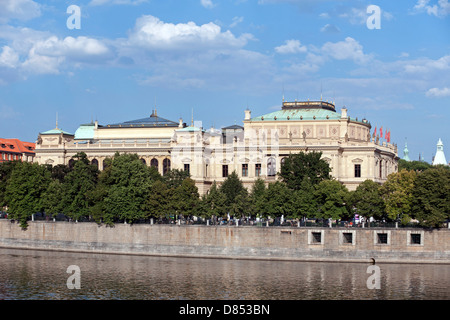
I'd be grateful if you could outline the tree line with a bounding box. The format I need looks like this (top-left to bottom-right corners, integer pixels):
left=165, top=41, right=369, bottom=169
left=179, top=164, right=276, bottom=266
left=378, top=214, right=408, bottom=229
left=0, top=151, right=449, bottom=229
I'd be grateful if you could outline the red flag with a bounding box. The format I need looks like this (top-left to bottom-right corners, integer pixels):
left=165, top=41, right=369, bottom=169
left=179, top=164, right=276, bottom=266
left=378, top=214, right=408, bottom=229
left=387, top=130, right=391, bottom=143
left=373, top=126, right=377, bottom=138
left=380, top=126, right=383, bottom=138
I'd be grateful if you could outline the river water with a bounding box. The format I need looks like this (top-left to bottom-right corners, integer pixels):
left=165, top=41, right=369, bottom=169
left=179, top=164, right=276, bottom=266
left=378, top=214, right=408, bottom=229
left=0, top=248, right=448, bottom=300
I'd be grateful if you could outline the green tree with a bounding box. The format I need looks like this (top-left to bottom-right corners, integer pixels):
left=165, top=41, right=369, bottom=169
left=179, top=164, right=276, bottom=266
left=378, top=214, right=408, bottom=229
left=262, top=181, right=293, bottom=220
left=380, top=169, right=416, bottom=224
left=219, top=171, right=248, bottom=215
left=5, top=162, right=51, bottom=229
left=199, top=181, right=226, bottom=219
left=42, top=179, right=65, bottom=219
left=61, top=154, right=99, bottom=222
left=349, top=179, right=385, bottom=225
left=0, top=160, right=19, bottom=209
left=279, top=151, right=331, bottom=190
left=146, top=180, right=170, bottom=220
left=291, top=178, right=318, bottom=221
left=411, top=167, right=450, bottom=227
left=314, top=179, right=350, bottom=221
left=249, top=178, right=266, bottom=218
left=102, top=153, right=155, bottom=224
left=163, top=169, right=190, bottom=189
left=172, top=178, right=200, bottom=218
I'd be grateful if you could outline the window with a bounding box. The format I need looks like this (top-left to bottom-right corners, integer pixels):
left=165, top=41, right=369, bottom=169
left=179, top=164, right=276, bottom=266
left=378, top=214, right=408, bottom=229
left=184, top=163, right=190, bottom=174
left=222, top=165, right=228, bottom=178
left=163, top=158, right=171, bottom=175
left=377, top=233, right=388, bottom=244
left=141, top=158, right=146, bottom=165
left=354, top=164, right=361, bottom=178
left=242, top=164, right=248, bottom=177
left=379, top=160, right=383, bottom=178
left=343, top=232, right=353, bottom=244
left=150, top=158, right=158, bottom=168
left=255, top=163, right=261, bottom=177
left=410, top=233, right=421, bottom=245
left=91, top=159, right=99, bottom=170
left=312, top=232, right=322, bottom=244
left=267, top=157, right=276, bottom=176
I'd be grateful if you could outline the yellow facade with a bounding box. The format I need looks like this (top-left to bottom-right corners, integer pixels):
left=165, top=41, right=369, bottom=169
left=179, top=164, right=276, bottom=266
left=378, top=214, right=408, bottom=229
left=35, top=101, right=399, bottom=193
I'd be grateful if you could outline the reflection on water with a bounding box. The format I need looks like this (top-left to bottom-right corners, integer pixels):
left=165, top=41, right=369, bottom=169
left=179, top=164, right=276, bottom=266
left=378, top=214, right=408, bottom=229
left=0, top=248, right=448, bottom=300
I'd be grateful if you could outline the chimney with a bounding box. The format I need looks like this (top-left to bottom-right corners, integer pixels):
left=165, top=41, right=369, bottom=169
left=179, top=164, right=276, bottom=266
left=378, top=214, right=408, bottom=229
left=179, top=118, right=183, bottom=128
left=244, top=108, right=251, bottom=121
left=341, top=107, right=348, bottom=119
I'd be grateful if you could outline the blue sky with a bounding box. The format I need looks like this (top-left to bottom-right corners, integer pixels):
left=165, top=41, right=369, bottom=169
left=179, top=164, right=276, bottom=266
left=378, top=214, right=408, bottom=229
left=0, top=0, right=449, bottom=162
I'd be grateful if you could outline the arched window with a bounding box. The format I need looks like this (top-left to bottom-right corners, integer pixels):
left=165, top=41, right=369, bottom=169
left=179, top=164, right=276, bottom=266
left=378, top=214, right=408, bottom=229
left=267, top=157, right=276, bottom=176
left=150, top=158, right=158, bottom=168
left=91, top=159, right=99, bottom=169
left=141, top=158, right=146, bottom=165
left=163, top=158, right=171, bottom=175
left=103, top=159, right=110, bottom=170
left=68, top=159, right=75, bottom=169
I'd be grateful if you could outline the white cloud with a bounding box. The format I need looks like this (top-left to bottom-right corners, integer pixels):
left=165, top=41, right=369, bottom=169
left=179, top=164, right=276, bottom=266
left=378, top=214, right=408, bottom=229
left=275, top=40, right=307, bottom=54
left=126, top=15, right=251, bottom=51
left=321, top=37, right=371, bottom=64
left=201, top=0, right=215, bottom=9
left=426, top=87, right=450, bottom=97
left=320, top=24, right=340, bottom=33
left=230, top=16, right=244, bottom=28
left=0, top=0, right=41, bottom=23
left=89, top=0, right=147, bottom=6
left=0, top=46, right=19, bottom=68
left=412, top=0, right=450, bottom=17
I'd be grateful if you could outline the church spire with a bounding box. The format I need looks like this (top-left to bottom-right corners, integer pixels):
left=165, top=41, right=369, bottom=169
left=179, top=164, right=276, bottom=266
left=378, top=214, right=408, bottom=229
left=403, top=139, right=410, bottom=161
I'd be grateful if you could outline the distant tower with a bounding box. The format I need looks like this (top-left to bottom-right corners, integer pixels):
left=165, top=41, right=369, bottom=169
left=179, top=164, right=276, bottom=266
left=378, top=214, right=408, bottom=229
left=432, top=138, right=447, bottom=165
left=403, top=141, right=410, bottom=161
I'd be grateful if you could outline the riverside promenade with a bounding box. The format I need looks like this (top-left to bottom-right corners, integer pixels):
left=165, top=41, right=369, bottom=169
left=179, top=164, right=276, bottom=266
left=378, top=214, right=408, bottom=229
left=0, top=220, right=449, bottom=264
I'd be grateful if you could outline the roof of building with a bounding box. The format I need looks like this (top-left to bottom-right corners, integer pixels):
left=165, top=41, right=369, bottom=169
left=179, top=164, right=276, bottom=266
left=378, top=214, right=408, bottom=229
left=176, top=125, right=204, bottom=133
left=0, top=138, right=35, bottom=154
left=432, top=138, right=447, bottom=165
left=105, top=110, right=179, bottom=128
left=249, top=100, right=364, bottom=123
left=40, top=127, right=74, bottom=135
left=222, top=124, right=244, bottom=130
left=74, top=123, right=96, bottom=140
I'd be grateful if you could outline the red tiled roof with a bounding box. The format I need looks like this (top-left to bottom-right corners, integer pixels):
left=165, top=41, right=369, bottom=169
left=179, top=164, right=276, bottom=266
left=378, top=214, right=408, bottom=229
left=0, top=138, right=35, bottom=155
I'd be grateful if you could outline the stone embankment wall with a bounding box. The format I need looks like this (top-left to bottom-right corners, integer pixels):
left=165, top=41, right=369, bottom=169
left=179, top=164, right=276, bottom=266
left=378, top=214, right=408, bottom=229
left=0, top=220, right=449, bottom=264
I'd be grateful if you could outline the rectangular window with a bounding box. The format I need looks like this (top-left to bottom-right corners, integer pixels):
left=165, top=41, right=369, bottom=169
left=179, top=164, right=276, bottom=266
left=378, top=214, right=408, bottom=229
left=255, top=163, right=261, bottom=177
left=184, top=163, right=190, bottom=174
left=377, top=233, right=388, bottom=244
left=343, top=232, right=353, bottom=244
left=410, top=233, right=421, bottom=245
left=242, top=164, right=248, bottom=177
left=222, top=165, right=228, bottom=178
left=312, top=232, right=322, bottom=244
left=354, top=164, right=361, bottom=178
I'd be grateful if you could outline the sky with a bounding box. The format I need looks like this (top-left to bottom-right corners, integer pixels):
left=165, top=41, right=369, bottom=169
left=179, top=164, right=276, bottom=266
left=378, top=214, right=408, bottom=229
left=0, top=0, right=449, bottom=163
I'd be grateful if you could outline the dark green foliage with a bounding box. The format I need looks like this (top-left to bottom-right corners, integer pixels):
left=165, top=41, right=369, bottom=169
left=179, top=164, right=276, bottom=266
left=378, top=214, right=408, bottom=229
left=219, top=171, right=248, bottom=213
left=314, top=179, right=350, bottom=220
left=279, top=151, right=331, bottom=189
left=349, top=179, right=385, bottom=223
left=199, top=181, right=226, bottom=219
left=411, top=167, right=450, bottom=227
left=5, top=162, right=51, bottom=229
left=0, top=160, right=20, bottom=208
left=61, top=154, right=99, bottom=222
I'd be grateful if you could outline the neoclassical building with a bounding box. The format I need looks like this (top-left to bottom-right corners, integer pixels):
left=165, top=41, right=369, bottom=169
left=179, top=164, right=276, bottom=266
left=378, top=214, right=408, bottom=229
left=35, top=101, right=399, bottom=193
